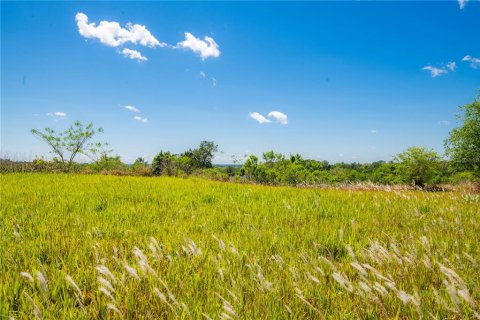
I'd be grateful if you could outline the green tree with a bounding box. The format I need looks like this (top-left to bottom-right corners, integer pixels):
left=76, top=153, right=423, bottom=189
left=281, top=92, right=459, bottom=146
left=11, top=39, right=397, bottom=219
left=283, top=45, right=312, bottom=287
left=185, top=141, right=218, bottom=169
left=242, top=155, right=259, bottom=180
left=393, top=147, right=442, bottom=187
left=152, top=151, right=175, bottom=175
left=31, top=121, right=104, bottom=171
left=444, top=95, right=480, bottom=177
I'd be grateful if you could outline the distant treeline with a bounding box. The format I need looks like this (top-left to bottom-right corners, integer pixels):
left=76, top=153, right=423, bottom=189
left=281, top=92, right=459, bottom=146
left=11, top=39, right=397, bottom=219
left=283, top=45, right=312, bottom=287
left=0, top=145, right=477, bottom=189
left=2, top=93, right=478, bottom=190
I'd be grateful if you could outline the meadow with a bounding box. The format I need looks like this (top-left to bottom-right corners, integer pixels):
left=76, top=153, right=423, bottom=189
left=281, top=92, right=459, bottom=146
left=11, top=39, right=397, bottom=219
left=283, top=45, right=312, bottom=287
left=1, top=173, right=479, bottom=319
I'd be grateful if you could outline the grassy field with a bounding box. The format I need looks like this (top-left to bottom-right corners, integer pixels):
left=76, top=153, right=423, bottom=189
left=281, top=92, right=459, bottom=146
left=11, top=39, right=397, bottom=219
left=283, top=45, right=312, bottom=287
left=1, top=173, right=479, bottom=319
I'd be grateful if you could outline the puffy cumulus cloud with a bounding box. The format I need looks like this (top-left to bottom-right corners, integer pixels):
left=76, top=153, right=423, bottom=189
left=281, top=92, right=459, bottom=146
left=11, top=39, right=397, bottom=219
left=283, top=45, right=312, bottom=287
left=462, top=55, right=480, bottom=69
left=134, top=116, right=148, bottom=123
left=75, top=12, right=164, bottom=48
left=124, top=105, right=140, bottom=113
left=268, top=111, right=288, bottom=125
left=422, top=66, right=448, bottom=77
left=121, top=48, right=147, bottom=61
left=177, top=32, right=220, bottom=59
left=249, top=112, right=271, bottom=124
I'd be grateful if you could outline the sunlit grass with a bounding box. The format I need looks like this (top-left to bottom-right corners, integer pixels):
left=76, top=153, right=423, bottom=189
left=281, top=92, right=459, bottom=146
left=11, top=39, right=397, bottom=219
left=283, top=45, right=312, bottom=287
left=1, top=173, right=479, bottom=319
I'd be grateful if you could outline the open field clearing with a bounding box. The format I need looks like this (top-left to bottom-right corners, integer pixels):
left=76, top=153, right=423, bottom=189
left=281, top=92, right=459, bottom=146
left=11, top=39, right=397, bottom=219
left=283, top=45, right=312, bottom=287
left=1, top=173, right=479, bottom=319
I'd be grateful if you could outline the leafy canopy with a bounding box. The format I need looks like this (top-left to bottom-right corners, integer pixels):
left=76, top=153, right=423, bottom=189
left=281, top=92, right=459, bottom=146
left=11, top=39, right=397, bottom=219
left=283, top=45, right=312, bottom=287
left=445, top=95, right=480, bottom=176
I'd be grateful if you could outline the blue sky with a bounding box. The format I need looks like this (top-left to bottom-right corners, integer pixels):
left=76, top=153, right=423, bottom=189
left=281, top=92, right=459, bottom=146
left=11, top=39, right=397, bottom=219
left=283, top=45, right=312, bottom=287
left=1, top=1, right=479, bottom=164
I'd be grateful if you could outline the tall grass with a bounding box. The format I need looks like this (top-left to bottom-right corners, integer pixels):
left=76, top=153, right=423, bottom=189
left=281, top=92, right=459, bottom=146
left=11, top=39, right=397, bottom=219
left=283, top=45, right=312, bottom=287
left=1, top=173, right=479, bottom=319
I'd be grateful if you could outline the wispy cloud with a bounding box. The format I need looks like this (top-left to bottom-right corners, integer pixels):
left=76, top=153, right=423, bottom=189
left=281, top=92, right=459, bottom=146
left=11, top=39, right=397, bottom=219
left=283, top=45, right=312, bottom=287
left=124, top=105, right=140, bottom=113
left=268, top=111, right=288, bottom=125
left=75, top=12, right=164, bottom=48
left=212, top=77, right=217, bottom=86
left=446, top=61, right=456, bottom=71
left=422, top=66, right=448, bottom=77
left=249, top=112, right=271, bottom=124
left=133, top=116, right=148, bottom=123
left=458, top=0, right=468, bottom=9
left=368, top=129, right=377, bottom=134
left=47, top=112, right=67, bottom=117
left=462, top=55, right=480, bottom=69
left=121, top=48, right=147, bottom=61
left=47, top=112, right=67, bottom=121
left=199, top=71, right=206, bottom=78
left=177, top=32, right=220, bottom=59
left=438, top=120, right=450, bottom=126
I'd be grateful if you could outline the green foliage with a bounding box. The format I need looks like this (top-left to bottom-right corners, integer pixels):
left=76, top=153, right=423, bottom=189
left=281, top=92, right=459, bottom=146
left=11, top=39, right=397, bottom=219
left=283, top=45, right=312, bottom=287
left=31, top=121, right=104, bottom=170
left=445, top=95, right=480, bottom=176
left=393, top=147, right=442, bottom=186
left=1, top=174, right=479, bottom=319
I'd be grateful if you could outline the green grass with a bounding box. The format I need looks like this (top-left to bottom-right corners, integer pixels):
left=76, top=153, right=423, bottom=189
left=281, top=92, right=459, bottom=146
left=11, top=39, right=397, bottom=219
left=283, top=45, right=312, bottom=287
left=1, top=173, right=479, bottom=319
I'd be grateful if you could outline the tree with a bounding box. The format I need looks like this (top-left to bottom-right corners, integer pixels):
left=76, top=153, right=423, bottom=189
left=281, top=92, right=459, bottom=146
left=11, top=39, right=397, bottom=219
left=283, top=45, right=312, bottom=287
left=444, top=95, right=480, bottom=177
left=152, top=151, right=175, bottom=175
left=31, top=121, right=104, bottom=170
left=393, top=147, right=442, bottom=187
left=185, top=141, right=218, bottom=169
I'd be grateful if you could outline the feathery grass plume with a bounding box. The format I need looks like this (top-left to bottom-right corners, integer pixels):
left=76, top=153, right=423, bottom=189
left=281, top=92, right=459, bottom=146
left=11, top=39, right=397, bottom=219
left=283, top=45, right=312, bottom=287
left=107, top=303, right=122, bottom=316
left=96, top=265, right=116, bottom=284
left=36, top=271, right=48, bottom=293
left=373, top=282, right=388, bottom=296
left=24, top=292, right=42, bottom=319
left=187, top=240, right=202, bottom=256
left=153, top=287, right=178, bottom=316
left=20, top=272, right=34, bottom=283
left=212, top=235, right=226, bottom=251
left=99, top=286, right=115, bottom=301
left=307, top=271, right=320, bottom=284
left=216, top=293, right=238, bottom=319
left=98, top=276, right=115, bottom=293
left=65, top=275, right=83, bottom=300
left=149, top=237, right=164, bottom=260
left=133, top=246, right=157, bottom=276
left=123, top=262, right=140, bottom=281
left=350, top=262, right=367, bottom=276
left=332, top=272, right=354, bottom=292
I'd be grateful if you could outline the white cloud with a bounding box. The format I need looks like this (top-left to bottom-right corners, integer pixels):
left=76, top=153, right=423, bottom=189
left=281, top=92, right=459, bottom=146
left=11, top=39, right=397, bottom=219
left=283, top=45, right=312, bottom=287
left=368, top=129, right=377, bottom=134
left=422, top=66, right=448, bottom=77
left=446, top=61, right=456, bottom=71
left=133, top=116, right=148, bottom=123
left=47, top=112, right=67, bottom=121
left=177, top=32, right=220, bottom=59
left=124, top=105, right=140, bottom=113
left=75, top=12, right=164, bottom=48
left=121, top=48, right=147, bottom=61
left=249, top=112, right=271, bottom=124
left=462, top=55, right=480, bottom=69
left=47, top=112, right=67, bottom=117
left=438, top=120, right=450, bottom=126
left=458, top=0, right=468, bottom=9
left=199, top=71, right=206, bottom=78
left=212, top=77, right=217, bottom=86
left=268, top=111, right=288, bottom=125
